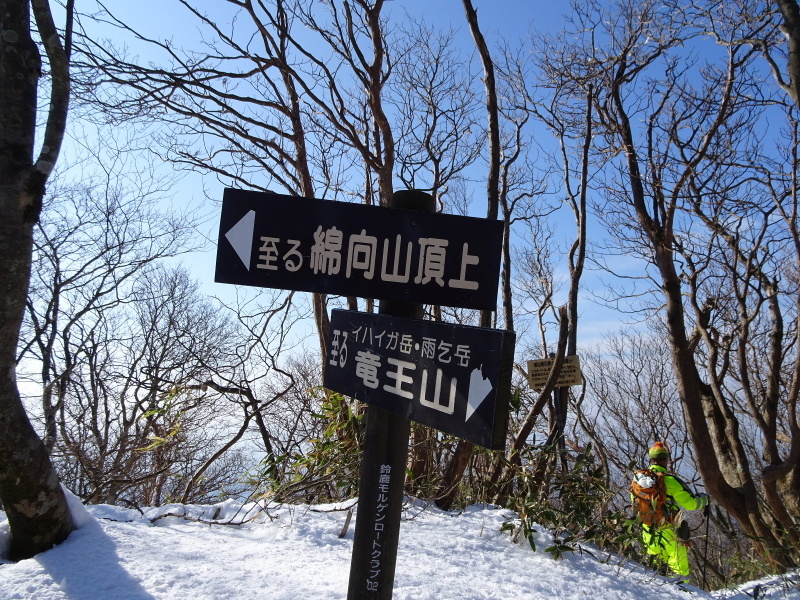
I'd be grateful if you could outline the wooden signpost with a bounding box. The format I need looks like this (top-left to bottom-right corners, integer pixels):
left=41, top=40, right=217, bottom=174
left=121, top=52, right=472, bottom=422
left=215, top=188, right=513, bottom=600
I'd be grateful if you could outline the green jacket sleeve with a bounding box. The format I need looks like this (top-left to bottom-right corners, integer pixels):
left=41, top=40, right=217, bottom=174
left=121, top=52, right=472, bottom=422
left=664, top=474, right=704, bottom=510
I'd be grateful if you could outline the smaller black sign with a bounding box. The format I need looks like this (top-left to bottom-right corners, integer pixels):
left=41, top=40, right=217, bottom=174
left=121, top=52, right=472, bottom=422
left=324, top=310, right=515, bottom=450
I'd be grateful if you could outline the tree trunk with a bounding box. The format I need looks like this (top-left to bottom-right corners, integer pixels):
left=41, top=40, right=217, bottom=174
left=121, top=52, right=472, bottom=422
left=433, top=0, right=500, bottom=511
left=610, top=52, right=795, bottom=567
left=0, top=222, right=75, bottom=560
left=0, top=0, right=75, bottom=560
left=775, top=0, right=800, bottom=105
left=435, top=440, right=473, bottom=510
left=406, top=423, right=434, bottom=495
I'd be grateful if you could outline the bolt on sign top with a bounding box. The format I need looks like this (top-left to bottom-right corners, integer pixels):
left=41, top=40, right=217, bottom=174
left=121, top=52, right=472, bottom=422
left=527, top=355, right=584, bottom=390
left=214, top=188, right=503, bottom=310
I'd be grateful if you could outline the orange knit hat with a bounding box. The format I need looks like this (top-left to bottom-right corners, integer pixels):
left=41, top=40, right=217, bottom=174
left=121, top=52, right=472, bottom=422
left=648, top=441, right=670, bottom=461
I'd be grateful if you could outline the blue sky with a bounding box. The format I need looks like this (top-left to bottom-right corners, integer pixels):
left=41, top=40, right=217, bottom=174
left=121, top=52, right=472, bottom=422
left=388, top=0, right=568, bottom=37
left=96, top=0, right=570, bottom=52
left=65, top=0, right=626, bottom=353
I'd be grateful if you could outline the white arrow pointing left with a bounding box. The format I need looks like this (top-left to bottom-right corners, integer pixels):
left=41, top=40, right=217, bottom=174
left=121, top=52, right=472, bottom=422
left=225, top=210, right=256, bottom=270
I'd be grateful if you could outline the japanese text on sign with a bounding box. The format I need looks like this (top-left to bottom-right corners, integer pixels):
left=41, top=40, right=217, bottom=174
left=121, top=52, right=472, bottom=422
left=215, top=189, right=504, bottom=310
left=330, top=325, right=472, bottom=415
left=366, top=463, right=392, bottom=592
left=329, top=325, right=474, bottom=417
left=324, top=310, right=515, bottom=450
left=256, top=227, right=481, bottom=290
left=526, top=355, right=584, bottom=389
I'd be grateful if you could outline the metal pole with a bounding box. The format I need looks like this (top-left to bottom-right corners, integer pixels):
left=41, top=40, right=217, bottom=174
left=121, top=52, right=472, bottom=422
left=347, top=190, right=434, bottom=600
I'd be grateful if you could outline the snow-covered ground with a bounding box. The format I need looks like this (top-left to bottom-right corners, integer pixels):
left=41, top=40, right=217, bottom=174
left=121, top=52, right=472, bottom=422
left=0, top=490, right=797, bottom=600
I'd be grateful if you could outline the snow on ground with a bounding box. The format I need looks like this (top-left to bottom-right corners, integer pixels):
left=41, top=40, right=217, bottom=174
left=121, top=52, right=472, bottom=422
left=0, top=489, right=797, bottom=600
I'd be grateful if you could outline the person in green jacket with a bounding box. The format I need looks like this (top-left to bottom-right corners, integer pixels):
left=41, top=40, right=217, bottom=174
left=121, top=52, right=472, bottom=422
left=641, top=441, right=709, bottom=580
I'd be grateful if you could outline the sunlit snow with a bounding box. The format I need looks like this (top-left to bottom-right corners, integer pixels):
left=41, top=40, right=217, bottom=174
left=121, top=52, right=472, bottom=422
left=0, top=488, right=797, bottom=599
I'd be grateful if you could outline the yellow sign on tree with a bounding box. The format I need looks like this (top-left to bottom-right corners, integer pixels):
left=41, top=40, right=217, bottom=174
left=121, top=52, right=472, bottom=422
left=527, top=355, right=584, bottom=389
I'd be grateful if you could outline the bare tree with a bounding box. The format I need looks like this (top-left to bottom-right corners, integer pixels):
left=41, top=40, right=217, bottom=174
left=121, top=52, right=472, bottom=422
left=429, top=0, right=502, bottom=511
left=580, top=329, right=689, bottom=479
left=76, top=1, right=515, bottom=511
left=513, top=44, right=594, bottom=476
left=44, top=265, right=241, bottom=505
left=550, top=0, right=799, bottom=567
left=0, top=0, right=76, bottom=559
left=769, top=0, right=800, bottom=104
left=434, top=0, right=589, bottom=510
left=75, top=0, right=343, bottom=359
left=20, top=150, right=196, bottom=454
left=391, top=19, right=483, bottom=207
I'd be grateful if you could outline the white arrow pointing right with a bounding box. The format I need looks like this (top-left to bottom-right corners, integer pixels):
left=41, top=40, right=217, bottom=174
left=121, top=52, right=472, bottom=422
left=225, top=210, right=256, bottom=270
left=466, top=366, right=493, bottom=421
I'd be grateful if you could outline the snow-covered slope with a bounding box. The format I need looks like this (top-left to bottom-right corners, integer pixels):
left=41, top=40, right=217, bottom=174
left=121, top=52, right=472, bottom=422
left=0, top=493, right=797, bottom=600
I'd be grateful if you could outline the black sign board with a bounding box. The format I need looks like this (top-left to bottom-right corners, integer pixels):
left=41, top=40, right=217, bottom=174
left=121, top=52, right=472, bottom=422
left=214, top=188, right=503, bottom=310
left=324, top=310, right=515, bottom=450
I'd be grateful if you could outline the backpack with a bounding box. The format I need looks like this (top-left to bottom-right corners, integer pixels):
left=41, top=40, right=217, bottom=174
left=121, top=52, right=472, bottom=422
left=631, top=469, right=671, bottom=527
